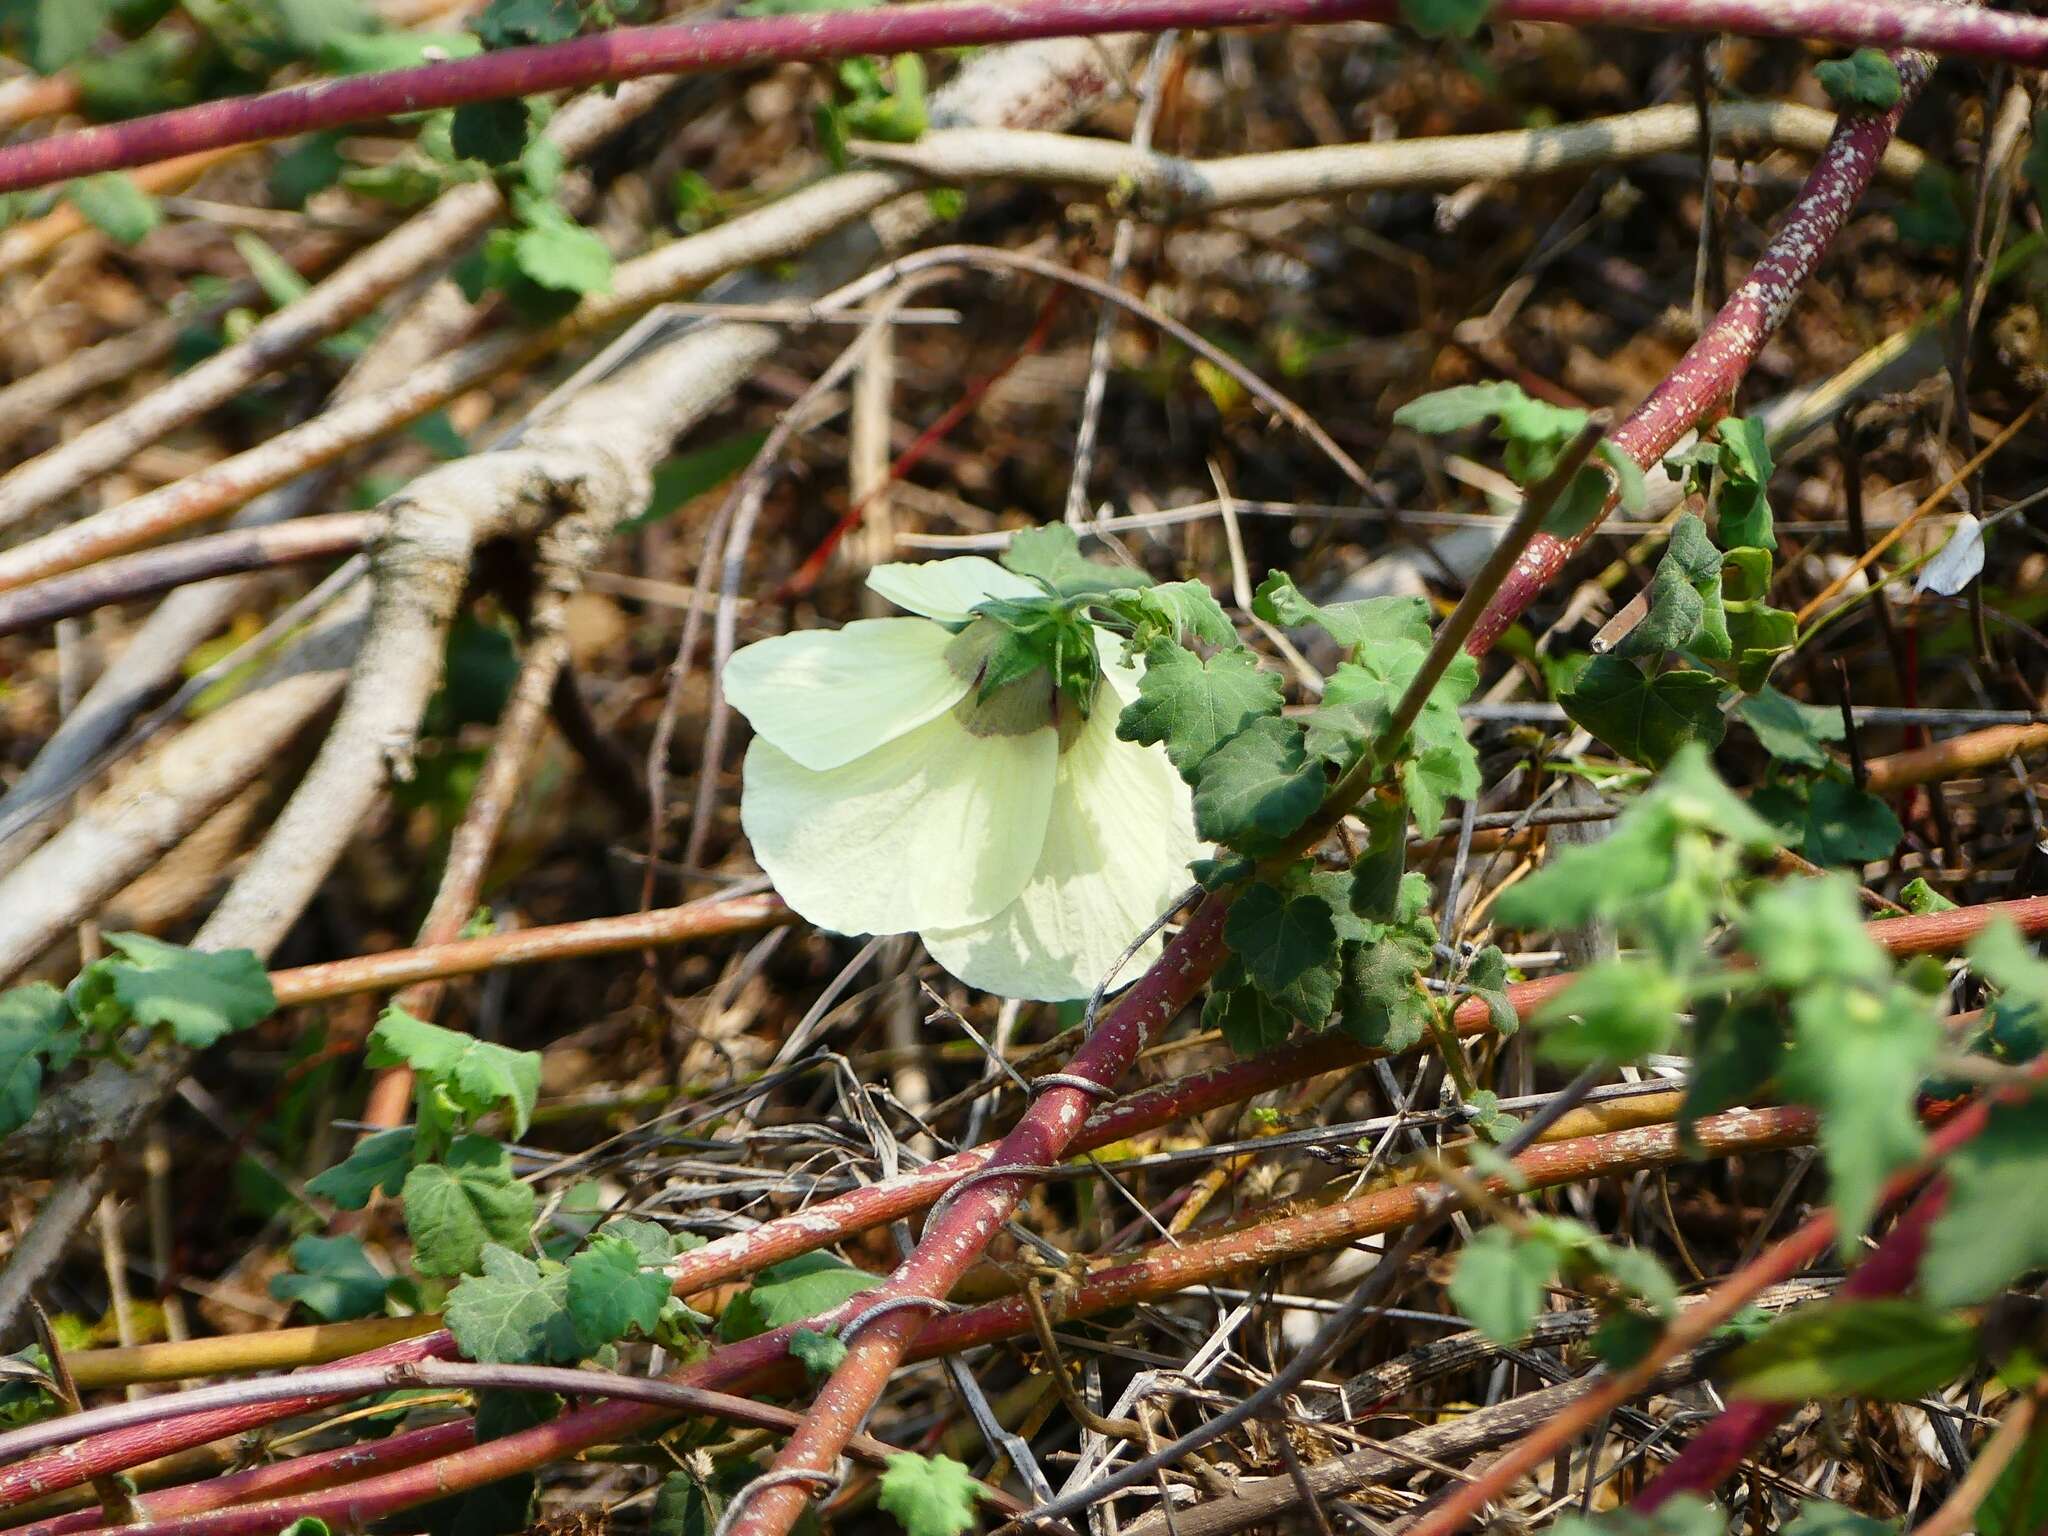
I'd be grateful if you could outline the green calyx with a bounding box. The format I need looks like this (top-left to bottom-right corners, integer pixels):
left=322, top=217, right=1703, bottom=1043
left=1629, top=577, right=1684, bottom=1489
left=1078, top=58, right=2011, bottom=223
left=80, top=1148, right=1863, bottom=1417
left=945, top=598, right=1102, bottom=739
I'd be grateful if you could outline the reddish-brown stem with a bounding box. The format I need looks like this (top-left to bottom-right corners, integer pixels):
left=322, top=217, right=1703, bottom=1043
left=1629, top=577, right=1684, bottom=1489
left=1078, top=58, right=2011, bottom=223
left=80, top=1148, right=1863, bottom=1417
left=34, top=1104, right=1815, bottom=1536
left=7, top=890, right=2042, bottom=1511
left=1465, top=49, right=1934, bottom=655
left=1629, top=1186, right=1944, bottom=1509
left=266, top=892, right=794, bottom=1007
left=2, top=2, right=2048, bottom=197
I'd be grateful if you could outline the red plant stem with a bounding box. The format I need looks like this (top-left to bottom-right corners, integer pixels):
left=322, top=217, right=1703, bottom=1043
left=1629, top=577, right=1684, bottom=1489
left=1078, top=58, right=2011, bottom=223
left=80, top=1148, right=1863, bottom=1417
left=1, top=1, right=2046, bottom=198
left=774, top=287, right=1068, bottom=602
left=723, top=894, right=1231, bottom=1536
left=1464, top=50, right=1934, bottom=655
left=40, top=1104, right=1817, bottom=1536
left=11, top=1422, right=479, bottom=1536
left=1630, top=1185, right=1945, bottom=1510
left=1409, top=1053, right=2026, bottom=1536
left=8, top=890, right=2042, bottom=1514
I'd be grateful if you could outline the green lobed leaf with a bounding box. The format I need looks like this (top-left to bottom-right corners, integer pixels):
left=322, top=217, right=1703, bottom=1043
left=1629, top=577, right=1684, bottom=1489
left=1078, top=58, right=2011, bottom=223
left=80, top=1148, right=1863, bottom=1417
left=1781, top=984, right=1939, bottom=1255
left=1000, top=524, right=1149, bottom=600
left=716, top=1252, right=882, bottom=1342
left=445, top=1245, right=580, bottom=1364
left=1101, top=580, right=1235, bottom=651
left=1726, top=1298, right=1975, bottom=1401
left=1189, top=715, right=1326, bottom=855
left=1779, top=1506, right=1895, bottom=1536
left=1920, top=1101, right=2048, bottom=1306
left=1753, top=779, right=1901, bottom=869
left=73, top=933, right=277, bottom=1049
left=403, top=1136, right=538, bottom=1277
left=472, top=0, right=581, bottom=46
left=1742, top=877, right=1890, bottom=990
left=1738, top=686, right=1842, bottom=768
left=64, top=173, right=160, bottom=245
left=1251, top=571, right=1429, bottom=655
left=368, top=1008, right=541, bottom=1138
left=1532, top=958, right=1683, bottom=1067
left=1398, top=0, right=1493, bottom=37
left=790, top=1327, right=847, bottom=1376
left=1816, top=48, right=1904, bottom=112
left=1335, top=930, right=1435, bottom=1051
left=269, top=1235, right=395, bottom=1322
left=1561, top=656, right=1727, bottom=769
left=451, top=99, right=530, bottom=166
left=1448, top=1226, right=1559, bottom=1345
left=1204, top=973, right=1297, bottom=1055
left=1225, top=881, right=1339, bottom=1001
left=1550, top=1497, right=1727, bottom=1536
left=565, top=1233, right=674, bottom=1352
left=0, top=984, right=73, bottom=1139
left=877, top=1452, right=986, bottom=1536
left=307, top=1127, right=416, bottom=1209
left=1616, top=515, right=1728, bottom=661
left=511, top=209, right=612, bottom=296
left=1116, top=643, right=1283, bottom=778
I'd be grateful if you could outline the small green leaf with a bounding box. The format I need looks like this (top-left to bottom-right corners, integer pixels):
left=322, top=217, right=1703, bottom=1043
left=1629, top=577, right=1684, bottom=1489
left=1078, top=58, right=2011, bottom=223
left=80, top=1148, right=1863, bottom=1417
left=1398, top=0, right=1493, bottom=37
left=1225, top=881, right=1338, bottom=1001
left=1251, top=572, right=1429, bottom=655
left=1000, top=524, right=1149, bottom=600
left=1742, top=877, right=1889, bottom=990
left=472, top=0, right=581, bottom=46
left=1816, top=48, right=1903, bottom=112
left=512, top=210, right=612, bottom=295
left=1753, top=780, right=1901, bottom=868
left=1921, top=1102, right=2048, bottom=1306
left=565, top=1232, right=673, bottom=1351
left=269, top=1235, right=395, bottom=1321
left=878, top=1453, right=986, bottom=1536
left=1449, top=1226, right=1558, bottom=1344
left=65, top=173, right=160, bottom=245
left=1189, top=716, right=1326, bottom=855
left=716, top=1252, right=882, bottom=1342
left=71, top=933, right=276, bottom=1049
left=1616, top=515, right=1728, bottom=661
left=368, top=1008, right=541, bottom=1138
left=1335, top=930, right=1435, bottom=1051
left=1532, top=958, right=1682, bottom=1067
left=1101, top=581, right=1235, bottom=651
left=306, top=1128, right=417, bottom=1210
left=1117, top=644, right=1283, bottom=780
left=791, top=1327, right=847, bottom=1376
left=1781, top=984, right=1939, bottom=1254
left=444, top=1244, right=579, bottom=1363
left=0, top=984, right=73, bottom=1138
left=1738, top=687, right=1842, bottom=768
left=1561, top=656, right=1727, bottom=769
left=1204, top=975, right=1298, bottom=1055
left=451, top=99, right=530, bottom=165
left=1550, top=1497, right=1727, bottom=1536
left=403, top=1136, right=537, bottom=1277
left=1726, top=1298, right=1975, bottom=1401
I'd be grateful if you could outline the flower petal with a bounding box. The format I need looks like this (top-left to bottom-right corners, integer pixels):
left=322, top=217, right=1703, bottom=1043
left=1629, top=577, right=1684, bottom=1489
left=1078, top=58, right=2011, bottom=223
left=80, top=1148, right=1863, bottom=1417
left=722, top=618, right=969, bottom=772
left=921, top=691, right=1205, bottom=1001
left=742, top=710, right=1057, bottom=935
left=866, top=557, right=1040, bottom=623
